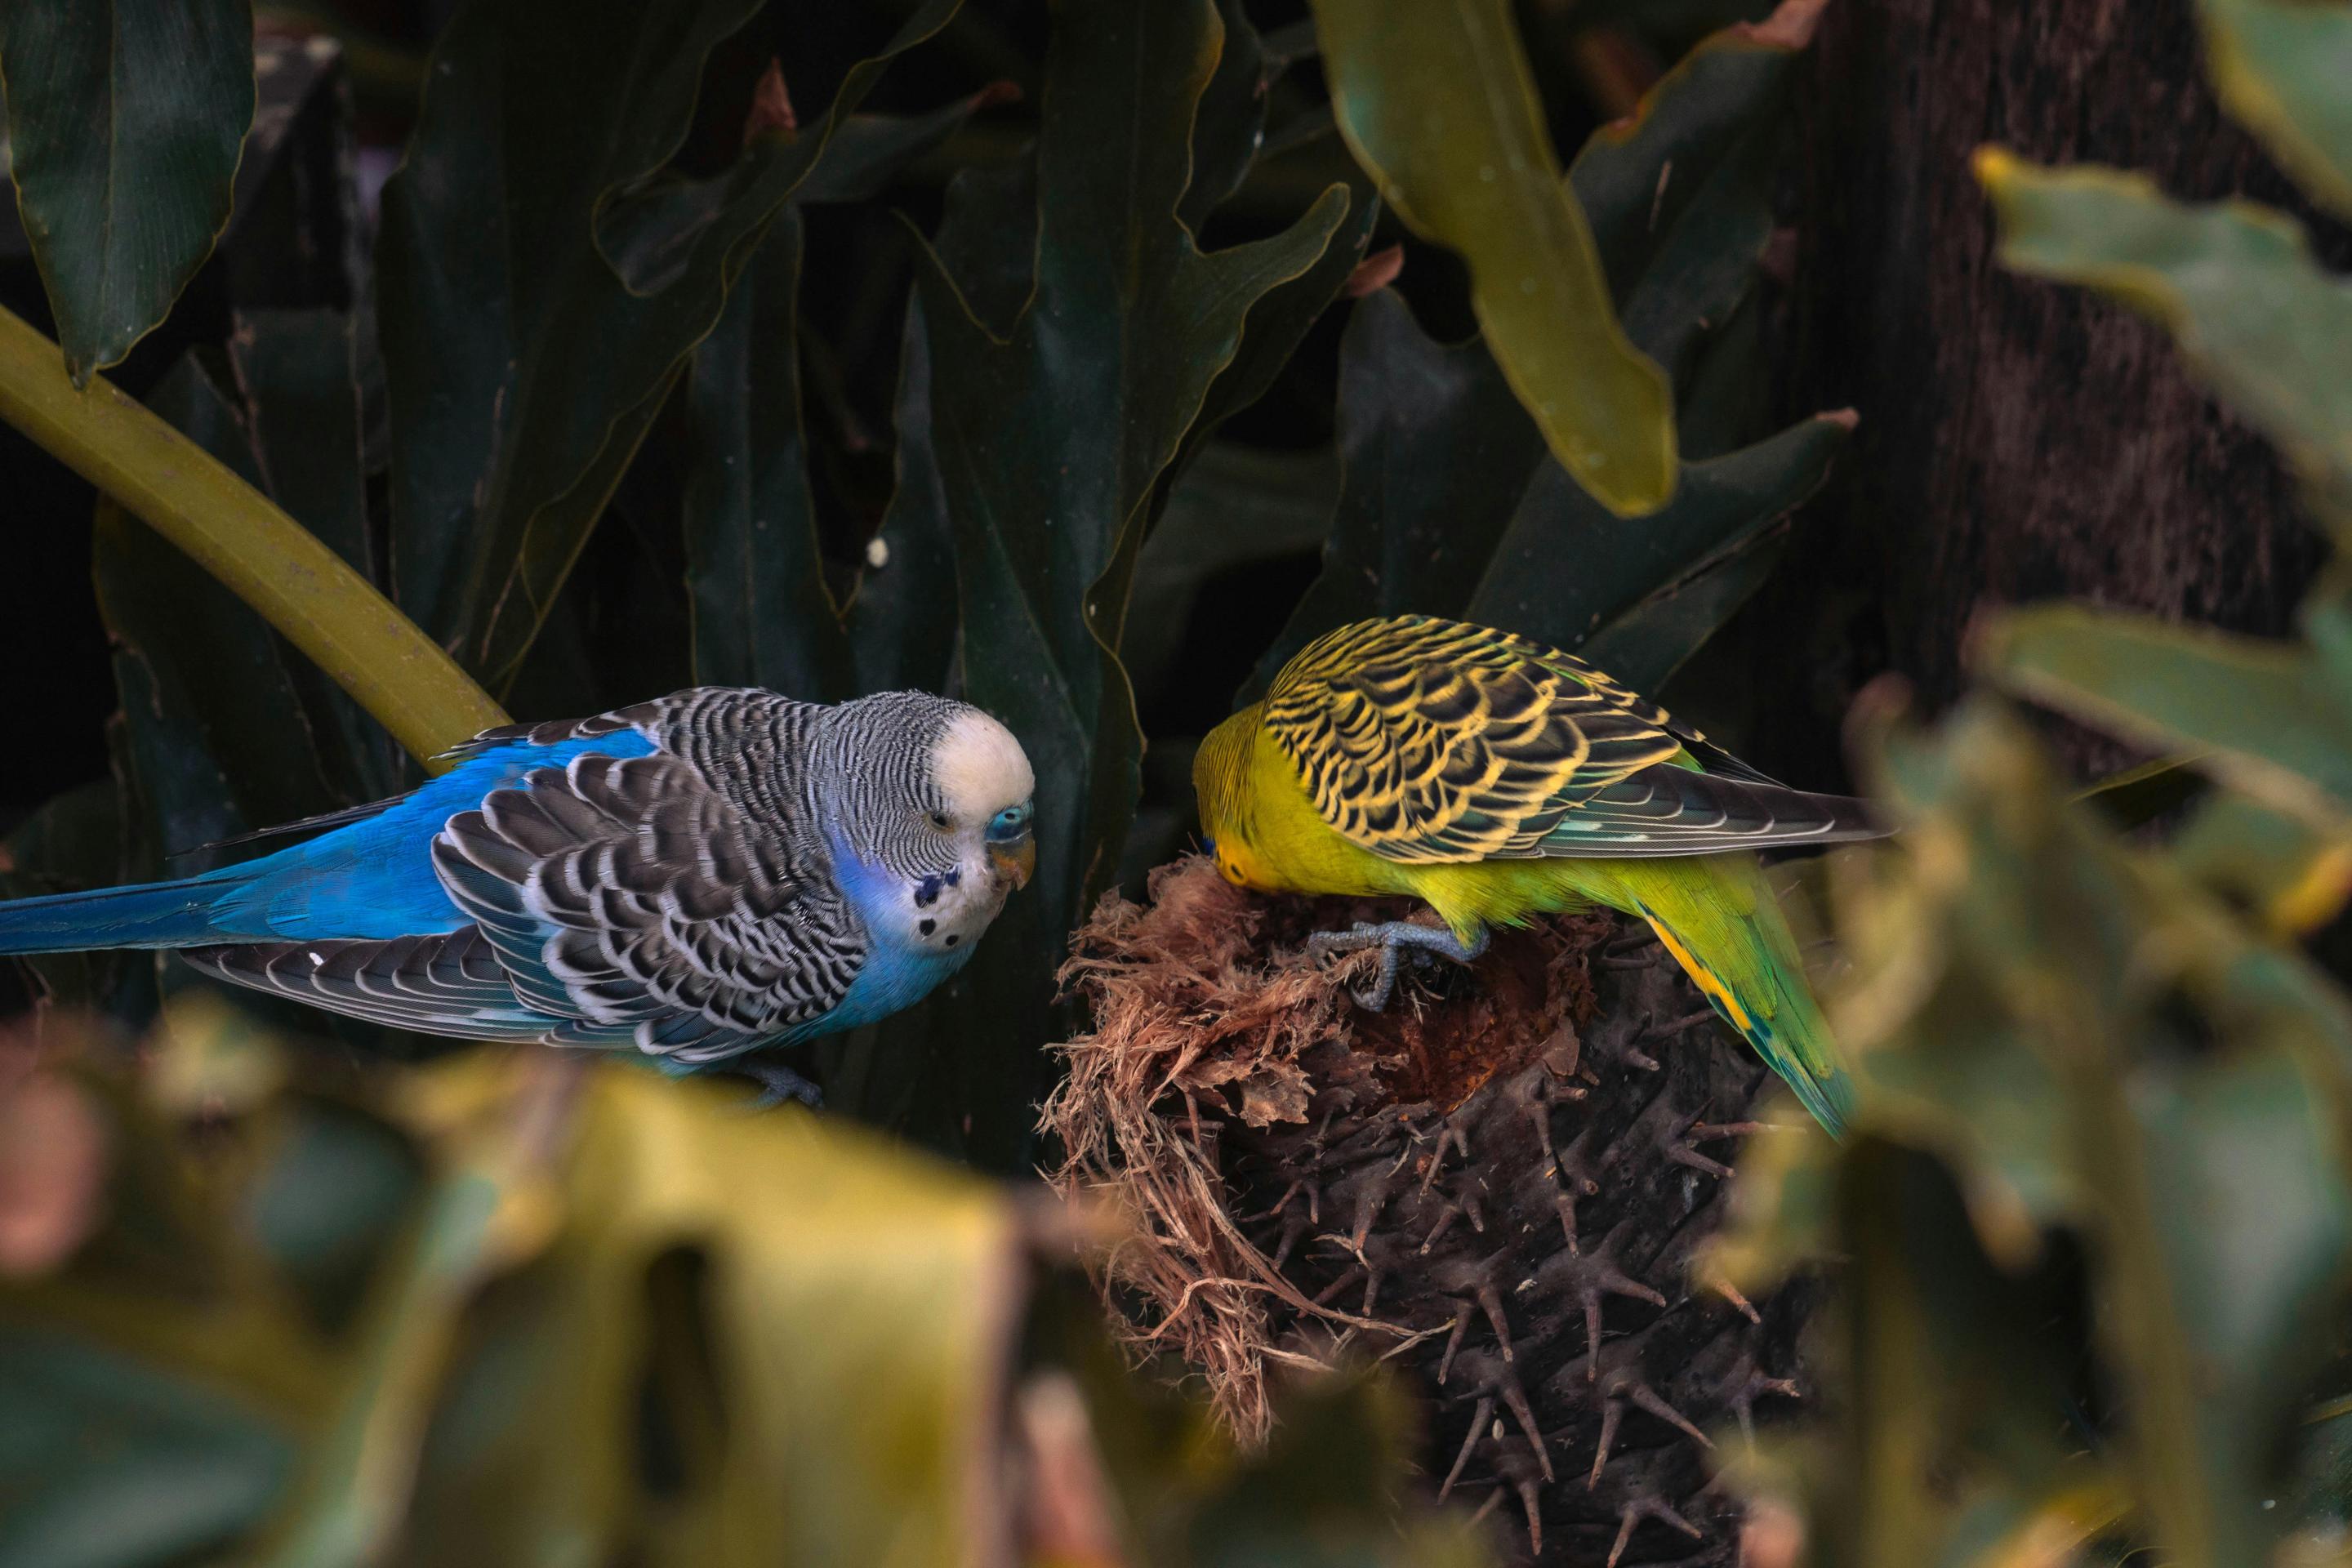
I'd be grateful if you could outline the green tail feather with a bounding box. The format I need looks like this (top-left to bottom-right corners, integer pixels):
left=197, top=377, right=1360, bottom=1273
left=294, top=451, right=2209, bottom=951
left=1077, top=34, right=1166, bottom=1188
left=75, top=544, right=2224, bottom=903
left=1556, top=857, right=1855, bottom=1138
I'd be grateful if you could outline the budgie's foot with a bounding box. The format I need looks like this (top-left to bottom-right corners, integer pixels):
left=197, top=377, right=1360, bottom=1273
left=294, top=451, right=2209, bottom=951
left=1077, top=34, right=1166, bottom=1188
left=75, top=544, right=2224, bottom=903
left=735, top=1057, right=825, bottom=1111
left=1304, top=920, right=1490, bottom=1010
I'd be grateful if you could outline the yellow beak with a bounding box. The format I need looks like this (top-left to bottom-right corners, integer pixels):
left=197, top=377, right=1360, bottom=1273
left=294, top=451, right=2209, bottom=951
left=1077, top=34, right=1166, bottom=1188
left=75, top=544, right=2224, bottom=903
left=989, top=835, right=1036, bottom=892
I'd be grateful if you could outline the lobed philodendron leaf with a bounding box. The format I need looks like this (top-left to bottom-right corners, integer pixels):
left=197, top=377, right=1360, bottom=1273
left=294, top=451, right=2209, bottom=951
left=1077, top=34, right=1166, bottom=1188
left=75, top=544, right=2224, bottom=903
left=897, top=0, right=1352, bottom=1165
left=1309, top=0, right=1677, bottom=516
left=1975, top=150, right=2352, bottom=531
left=2198, top=0, right=2352, bottom=222
left=376, top=0, right=963, bottom=692
left=0, top=0, right=256, bottom=383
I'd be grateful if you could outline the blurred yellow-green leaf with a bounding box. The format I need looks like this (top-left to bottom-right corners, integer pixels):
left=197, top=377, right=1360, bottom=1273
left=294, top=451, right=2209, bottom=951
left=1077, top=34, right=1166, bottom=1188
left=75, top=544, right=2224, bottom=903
left=1309, top=0, right=1677, bottom=515
left=1980, top=602, right=2352, bottom=835
left=2172, top=792, right=2352, bottom=936
left=2198, top=0, right=2352, bottom=221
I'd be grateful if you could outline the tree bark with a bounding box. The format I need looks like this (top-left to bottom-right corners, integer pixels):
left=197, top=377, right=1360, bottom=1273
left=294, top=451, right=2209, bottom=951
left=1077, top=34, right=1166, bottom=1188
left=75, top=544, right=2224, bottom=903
left=1724, top=0, right=2346, bottom=785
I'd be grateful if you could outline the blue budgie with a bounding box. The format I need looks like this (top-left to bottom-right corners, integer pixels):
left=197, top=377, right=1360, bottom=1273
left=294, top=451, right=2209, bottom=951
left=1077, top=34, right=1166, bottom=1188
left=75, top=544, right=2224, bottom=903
left=0, top=688, right=1037, bottom=1106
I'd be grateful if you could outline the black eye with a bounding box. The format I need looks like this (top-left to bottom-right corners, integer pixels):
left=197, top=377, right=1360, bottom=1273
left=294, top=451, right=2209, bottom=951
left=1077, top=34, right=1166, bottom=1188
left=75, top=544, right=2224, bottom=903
left=929, top=812, right=950, bottom=829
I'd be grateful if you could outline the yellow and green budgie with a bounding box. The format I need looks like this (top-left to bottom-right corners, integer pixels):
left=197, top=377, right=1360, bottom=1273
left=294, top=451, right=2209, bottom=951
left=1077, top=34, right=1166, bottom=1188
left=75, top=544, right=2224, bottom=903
left=1192, top=614, right=1885, bottom=1137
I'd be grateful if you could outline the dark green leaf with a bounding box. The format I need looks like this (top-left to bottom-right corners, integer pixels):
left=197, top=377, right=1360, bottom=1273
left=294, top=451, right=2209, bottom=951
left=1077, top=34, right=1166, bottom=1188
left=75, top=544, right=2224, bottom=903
left=2171, top=791, right=2352, bottom=936
left=1471, top=409, right=1852, bottom=690
left=1772, top=699, right=2352, bottom=1568
left=682, top=210, right=850, bottom=700
left=98, top=361, right=342, bottom=856
left=609, top=85, right=1015, bottom=272
left=898, top=0, right=1352, bottom=1165
left=377, top=0, right=964, bottom=688
left=1245, top=11, right=1835, bottom=699
left=0, top=767, right=154, bottom=1020
left=1247, top=289, right=1544, bottom=696
left=1127, top=443, right=1339, bottom=704
left=1250, top=288, right=1848, bottom=700
left=846, top=299, right=961, bottom=700
left=1181, top=0, right=1274, bottom=236
left=247, top=1101, right=424, bottom=1335
left=1569, top=7, right=1814, bottom=376
left=0, top=0, right=255, bottom=381
left=228, top=308, right=397, bottom=804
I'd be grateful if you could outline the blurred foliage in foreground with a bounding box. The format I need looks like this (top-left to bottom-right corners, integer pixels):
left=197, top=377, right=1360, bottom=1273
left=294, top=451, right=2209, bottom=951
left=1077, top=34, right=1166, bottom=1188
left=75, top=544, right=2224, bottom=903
left=1710, top=6, right=2352, bottom=1566
left=0, top=1003, right=1481, bottom=1568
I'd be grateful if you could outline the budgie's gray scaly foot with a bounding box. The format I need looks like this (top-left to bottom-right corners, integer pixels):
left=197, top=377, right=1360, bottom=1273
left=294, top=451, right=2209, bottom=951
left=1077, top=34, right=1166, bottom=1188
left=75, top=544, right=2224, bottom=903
left=1304, top=920, right=1490, bottom=1010
left=735, top=1057, right=825, bottom=1111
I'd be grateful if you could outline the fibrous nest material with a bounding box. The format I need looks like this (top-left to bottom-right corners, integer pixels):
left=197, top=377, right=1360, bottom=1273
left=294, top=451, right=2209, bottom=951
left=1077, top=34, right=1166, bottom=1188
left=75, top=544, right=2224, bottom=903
left=1041, top=857, right=1815, bottom=1566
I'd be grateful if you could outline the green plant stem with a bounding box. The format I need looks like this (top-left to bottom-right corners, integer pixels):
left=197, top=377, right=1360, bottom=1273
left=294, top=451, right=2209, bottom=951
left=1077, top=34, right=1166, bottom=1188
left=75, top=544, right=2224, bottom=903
left=0, top=303, right=508, bottom=767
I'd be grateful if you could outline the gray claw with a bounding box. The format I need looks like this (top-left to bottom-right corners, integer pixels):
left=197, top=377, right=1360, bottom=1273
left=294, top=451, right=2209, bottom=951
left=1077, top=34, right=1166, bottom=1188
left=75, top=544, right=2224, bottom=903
left=736, top=1057, right=824, bottom=1111
left=1302, top=919, right=1491, bottom=1012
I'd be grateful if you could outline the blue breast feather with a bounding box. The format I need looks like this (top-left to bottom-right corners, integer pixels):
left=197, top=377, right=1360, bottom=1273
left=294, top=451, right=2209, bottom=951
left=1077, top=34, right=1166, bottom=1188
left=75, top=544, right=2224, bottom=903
left=799, top=831, right=980, bottom=1039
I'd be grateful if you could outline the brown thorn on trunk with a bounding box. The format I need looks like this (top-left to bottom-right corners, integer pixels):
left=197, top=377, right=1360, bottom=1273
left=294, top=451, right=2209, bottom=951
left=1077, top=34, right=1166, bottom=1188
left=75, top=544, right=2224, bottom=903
left=1606, top=1497, right=1703, bottom=1568
left=1517, top=1475, right=1546, bottom=1556
left=1589, top=1400, right=1624, bottom=1486
left=1553, top=1191, right=1583, bottom=1253
left=1526, top=1095, right=1558, bottom=1174
left=1711, top=1273, right=1763, bottom=1324
left=1257, top=1176, right=1311, bottom=1219
left=1476, top=1281, right=1514, bottom=1362
left=1632, top=1383, right=1713, bottom=1447
left=1437, top=1301, right=1472, bottom=1384
left=1501, top=1374, right=1552, bottom=1482
left=1668, top=1143, right=1734, bottom=1180
left=1440, top=1394, right=1492, bottom=1499
left=1311, top=1265, right=1362, bottom=1307
left=1419, top=1125, right=1467, bottom=1193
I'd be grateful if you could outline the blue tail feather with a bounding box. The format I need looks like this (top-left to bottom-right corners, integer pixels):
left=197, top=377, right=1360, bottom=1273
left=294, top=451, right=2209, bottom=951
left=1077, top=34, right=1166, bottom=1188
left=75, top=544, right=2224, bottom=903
left=0, top=867, right=256, bottom=955
left=0, top=732, right=658, bottom=957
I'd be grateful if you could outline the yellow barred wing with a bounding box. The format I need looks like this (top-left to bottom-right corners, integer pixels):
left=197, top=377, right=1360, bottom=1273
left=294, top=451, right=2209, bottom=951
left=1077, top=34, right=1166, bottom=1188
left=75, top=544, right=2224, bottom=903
left=1259, top=615, right=1884, bottom=862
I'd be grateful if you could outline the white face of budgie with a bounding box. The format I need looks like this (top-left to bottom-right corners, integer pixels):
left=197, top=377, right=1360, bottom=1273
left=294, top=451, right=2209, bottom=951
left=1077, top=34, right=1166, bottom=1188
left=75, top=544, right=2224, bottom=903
left=895, top=708, right=1037, bottom=958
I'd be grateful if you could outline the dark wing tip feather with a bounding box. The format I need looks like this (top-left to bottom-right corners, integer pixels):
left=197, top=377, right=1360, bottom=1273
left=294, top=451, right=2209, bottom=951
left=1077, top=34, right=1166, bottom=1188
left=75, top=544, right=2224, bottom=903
left=1534, top=768, right=1891, bottom=858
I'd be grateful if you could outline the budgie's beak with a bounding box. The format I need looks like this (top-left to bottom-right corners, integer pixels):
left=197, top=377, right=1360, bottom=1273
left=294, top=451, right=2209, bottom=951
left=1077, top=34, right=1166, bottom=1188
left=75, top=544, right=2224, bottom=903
left=990, top=832, right=1036, bottom=892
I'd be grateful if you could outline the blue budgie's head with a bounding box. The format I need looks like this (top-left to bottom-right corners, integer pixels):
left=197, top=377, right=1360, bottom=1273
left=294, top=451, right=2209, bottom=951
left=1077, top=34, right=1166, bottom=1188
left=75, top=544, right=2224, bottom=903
left=817, top=693, right=1036, bottom=959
